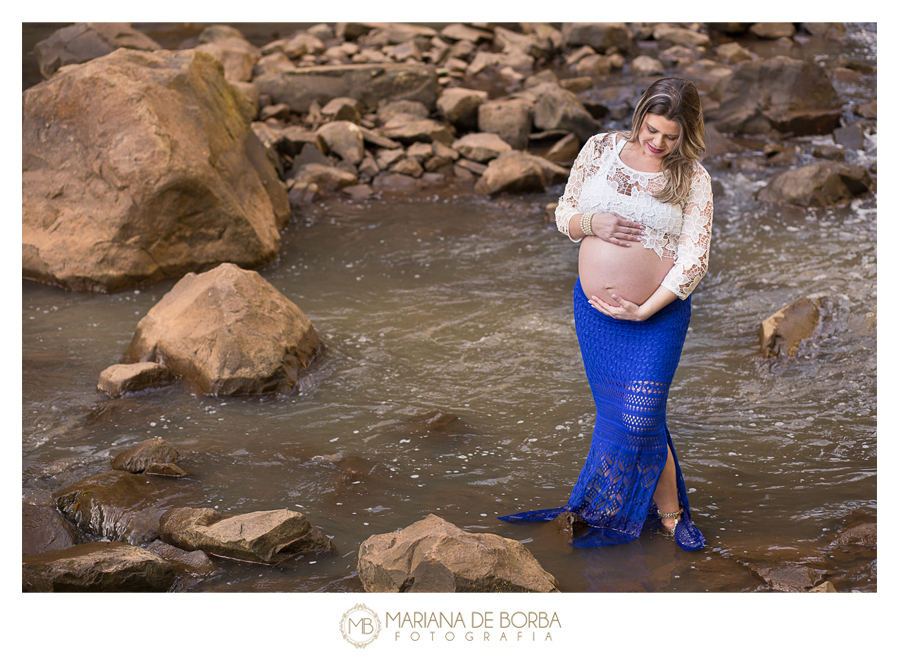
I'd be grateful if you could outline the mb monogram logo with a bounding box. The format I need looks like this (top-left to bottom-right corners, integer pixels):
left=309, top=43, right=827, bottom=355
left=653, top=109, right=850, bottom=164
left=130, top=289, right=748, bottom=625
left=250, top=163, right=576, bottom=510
left=340, top=603, right=382, bottom=648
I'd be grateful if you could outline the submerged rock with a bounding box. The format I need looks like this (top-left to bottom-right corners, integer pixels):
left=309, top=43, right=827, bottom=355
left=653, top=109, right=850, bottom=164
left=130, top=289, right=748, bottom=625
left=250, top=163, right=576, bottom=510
left=22, top=499, right=79, bottom=555
left=111, top=437, right=180, bottom=474
left=23, top=542, right=175, bottom=592
left=755, top=564, right=828, bottom=592
left=758, top=295, right=829, bottom=358
left=159, top=507, right=333, bottom=563
left=23, top=48, right=289, bottom=292
left=357, top=514, right=560, bottom=592
left=122, top=263, right=320, bottom=396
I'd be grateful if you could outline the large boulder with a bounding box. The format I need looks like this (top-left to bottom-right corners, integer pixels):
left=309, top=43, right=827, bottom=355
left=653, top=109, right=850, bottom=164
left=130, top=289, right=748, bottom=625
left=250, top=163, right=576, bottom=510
left=23, top=542, right=175, bottom=592
left=253, top=63, right=439, bottom=114
left=122, top=263, right=320, bottom=396
left=159, top=507, right=333, bottom=563
left=23, top=48, right=290, bottom=292
left=110, top=437, right=179, bottom=474
left=358, top=514, right=559, bottom=592
left=22, top=495, right=79, bottom=555
left=33, top=22, right=161, bottom=79
left=478, top=99, right=533, bottom=150
left=757, top=162, right=873, bottom=207
left=474, top=151, right=548, bottom=195
left=707, top=56, right=843, bottom=136
left=531, top=83, right=601, bottom=144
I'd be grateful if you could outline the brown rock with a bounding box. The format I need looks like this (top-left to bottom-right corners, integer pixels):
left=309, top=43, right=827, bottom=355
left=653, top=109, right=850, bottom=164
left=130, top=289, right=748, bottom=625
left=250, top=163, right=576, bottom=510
left=292, top=163, right=359, bottom=192
left=23, top=48, right=289, bottom=293
left=561, top=22, right=632, bottom=53
left=631, top=55, right=664, bottom=76
left=708, top=56, right=843, bottom=136
left=475, top=151, right=548, bottom=195
left=437, top=87, right=489, bottom=131
left=123, top=263, right=320, bottom=396
left=715, top=42, right=756, bottom=65
left=757, top=162, right=873, bottom=207
left=544, top=133, right=580, bottom=163
left=758, top=296, right=828, bottom=358
left=111, top=438, right=179, bottom=474
left=34, top=22, right=161, bottom=79
left=195, top=25, right=261, bottom=82
left=22, top=500, right=78, bottom=555
left=756, top=564, right=827, bottom=592
left=23, top=542, right=175, bottom=592
left=321, top=97, right=364, bottom=123
left=532, top=82, right=601, bottom=144
left=97, top=362, right=174, bottom=398
left=652, top=24, right=711, bottom=48
left=253, top=50, right=295, bottom=77
left=357, top=514, right=559, bottom=592
left=833, top=523, right=877, bottom=547
left=159, top=507, right=333, bottom=563
left=54, top=471, right=176, bottom=544
left=750, top=23, right=797, bottom=39
left=253, top=63, right=439, bottom=114
left=316, top=121, right=365, bottom=164
left=382, top=118, right=454, bottom=146
left=145, top=539, right=216, bottom=574
left=451, top=133, right=513, bottom=163
left=478, top=99, right=533, bottom=151
left=440, top=23, right=494, bottom=43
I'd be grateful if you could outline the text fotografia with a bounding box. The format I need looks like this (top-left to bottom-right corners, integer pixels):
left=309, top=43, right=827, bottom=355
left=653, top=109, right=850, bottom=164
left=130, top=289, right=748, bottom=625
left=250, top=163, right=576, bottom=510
left=387, top=611, right=561, bottom=642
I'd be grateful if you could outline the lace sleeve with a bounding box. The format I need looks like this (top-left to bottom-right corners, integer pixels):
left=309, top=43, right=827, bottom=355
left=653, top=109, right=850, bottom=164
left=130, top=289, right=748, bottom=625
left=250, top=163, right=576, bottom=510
left=660, top=165, right=714, bottom=299
left=555, top=134, right=604, bottom=243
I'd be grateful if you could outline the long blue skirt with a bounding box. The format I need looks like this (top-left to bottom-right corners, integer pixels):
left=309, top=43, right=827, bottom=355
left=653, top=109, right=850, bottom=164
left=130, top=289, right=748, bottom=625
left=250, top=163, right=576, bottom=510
left=499, top=278, right=705, bottom=551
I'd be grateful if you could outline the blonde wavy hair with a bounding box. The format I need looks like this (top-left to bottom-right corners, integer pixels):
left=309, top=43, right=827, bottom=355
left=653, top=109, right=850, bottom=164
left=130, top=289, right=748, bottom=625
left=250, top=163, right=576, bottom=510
left=625, top=78, right=706, bottom=206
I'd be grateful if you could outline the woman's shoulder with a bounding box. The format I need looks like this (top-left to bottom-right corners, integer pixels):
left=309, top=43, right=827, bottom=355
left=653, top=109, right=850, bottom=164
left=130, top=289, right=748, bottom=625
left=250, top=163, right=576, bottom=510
left=690, top=160, right=712, bottom=186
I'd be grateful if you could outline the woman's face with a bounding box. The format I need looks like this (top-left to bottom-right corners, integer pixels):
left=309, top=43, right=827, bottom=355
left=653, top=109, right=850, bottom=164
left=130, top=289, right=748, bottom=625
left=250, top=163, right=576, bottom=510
left=637, top=113, right=681, bottom=160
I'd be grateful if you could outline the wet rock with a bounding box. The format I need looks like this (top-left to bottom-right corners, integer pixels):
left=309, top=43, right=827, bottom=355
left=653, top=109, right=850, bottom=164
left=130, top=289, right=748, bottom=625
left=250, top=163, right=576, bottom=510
left=437, top=87, right=488, bottom=131
left=474, top=151, right=547, bottom=195
left=54, top=471, right=177, bottom=544
left=23, top=541, right=175, bottom=592
left=531, top=83, right=601, bottom=144
left=22, top=499, right=78, bottom=555
left=755, top=564, right=827, bottom=592
left=195, top=25, right=260, bottom=83
left=97, top=362, right=174, bottom=398
left=23, top=48, right=289, bottom=292
left=652, top=24, right=711, bottom=49
left=551, top=511, right=590, bottom=544
left=357, top=514, right=560, bottom=593
left=33, top=22, right=161, bottom=79
left=810, top=580, right=838, bottom=592
left=316, top=121, right=365, bottom=165
left=757, top=162, right=873, bottom=207
left=253, top=63, right=439, bottom=115
left=758, top=295, right=829, bottom=358
left=833, top=523, right=877, bottom=548
left=111, top=437, right=179, bottom=474
left=452, top=132, right=513, bottom=163
left=715, top=41, right=756, bottom=65
left=145, top=539, right=217, bottom=574
left=561, top=22, right=632, bottom=53
left=708, top=56, right=843, bottom=136
left=122, top=263, right=320, bottom=396
left=750, top=23, right=797, bottom=39
left=631, top=55, right=664, bottom=76
left=145, top=462, right=188, bottom=477
left=159, top=507, right=333, bottom=563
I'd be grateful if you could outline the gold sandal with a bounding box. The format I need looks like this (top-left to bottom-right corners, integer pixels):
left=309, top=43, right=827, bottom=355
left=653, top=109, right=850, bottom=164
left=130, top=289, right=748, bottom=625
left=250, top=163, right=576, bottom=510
left=657, top=508, right=683, bottom=538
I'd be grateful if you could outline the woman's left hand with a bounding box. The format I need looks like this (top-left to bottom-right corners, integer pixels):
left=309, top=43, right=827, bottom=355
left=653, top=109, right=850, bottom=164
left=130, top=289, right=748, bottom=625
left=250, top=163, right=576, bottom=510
left=589, top=294, right=647, bottom=321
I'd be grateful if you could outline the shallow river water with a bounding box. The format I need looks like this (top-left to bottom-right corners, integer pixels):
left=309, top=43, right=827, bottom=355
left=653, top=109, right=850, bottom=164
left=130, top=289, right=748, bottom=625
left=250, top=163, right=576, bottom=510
left=22, top=164, right=876, bottom=592
left=21, top=22, right=877, bottom=594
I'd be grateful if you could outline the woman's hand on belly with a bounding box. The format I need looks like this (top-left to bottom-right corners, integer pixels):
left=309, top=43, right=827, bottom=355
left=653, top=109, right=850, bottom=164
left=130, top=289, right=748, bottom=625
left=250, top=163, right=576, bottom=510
left=588, top=286, right=679, bottom=322
left=591, top=212, right=644, bottom=247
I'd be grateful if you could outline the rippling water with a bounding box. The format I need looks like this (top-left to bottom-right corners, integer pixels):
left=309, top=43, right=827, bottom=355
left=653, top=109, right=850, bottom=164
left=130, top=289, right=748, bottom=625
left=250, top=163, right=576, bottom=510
left=21, top=21, right=877, bottom=593
left=22, top=163, right=876, bottom=591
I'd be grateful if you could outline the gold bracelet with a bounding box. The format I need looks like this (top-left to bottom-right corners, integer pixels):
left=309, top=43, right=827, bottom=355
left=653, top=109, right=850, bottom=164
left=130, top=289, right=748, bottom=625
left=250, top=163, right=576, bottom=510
left=580, top=212, right=594, bottom=237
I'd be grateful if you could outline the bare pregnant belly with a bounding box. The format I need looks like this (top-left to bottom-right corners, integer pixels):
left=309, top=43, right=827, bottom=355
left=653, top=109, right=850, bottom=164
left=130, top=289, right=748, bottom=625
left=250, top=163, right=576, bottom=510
left=578, top=237, right=674, bottom=306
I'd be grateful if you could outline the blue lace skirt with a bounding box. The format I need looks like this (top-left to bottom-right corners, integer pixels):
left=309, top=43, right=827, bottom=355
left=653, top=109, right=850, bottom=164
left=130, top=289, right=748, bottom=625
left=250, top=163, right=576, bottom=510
left=500, top=278, right=705, bottom=551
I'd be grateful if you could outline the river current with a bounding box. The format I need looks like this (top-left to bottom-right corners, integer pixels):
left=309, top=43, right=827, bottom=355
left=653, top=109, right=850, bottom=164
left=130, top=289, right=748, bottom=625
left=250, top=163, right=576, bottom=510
left=21, top=22, right=877, bottom=593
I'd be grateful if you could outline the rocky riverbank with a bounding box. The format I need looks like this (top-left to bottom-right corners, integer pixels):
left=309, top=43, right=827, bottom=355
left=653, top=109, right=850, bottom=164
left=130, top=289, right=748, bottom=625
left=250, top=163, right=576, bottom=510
left=22, top=21, right=876, bottom=592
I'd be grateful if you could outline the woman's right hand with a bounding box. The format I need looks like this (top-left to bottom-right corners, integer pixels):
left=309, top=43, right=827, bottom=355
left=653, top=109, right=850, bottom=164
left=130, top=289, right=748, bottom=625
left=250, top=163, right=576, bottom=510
left=590, top=212, right=644, bottom=247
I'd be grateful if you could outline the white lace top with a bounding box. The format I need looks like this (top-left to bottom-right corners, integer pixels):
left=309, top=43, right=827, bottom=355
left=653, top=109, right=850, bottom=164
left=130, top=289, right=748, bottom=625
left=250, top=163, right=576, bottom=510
left=555, top=132, right=714, bottom=299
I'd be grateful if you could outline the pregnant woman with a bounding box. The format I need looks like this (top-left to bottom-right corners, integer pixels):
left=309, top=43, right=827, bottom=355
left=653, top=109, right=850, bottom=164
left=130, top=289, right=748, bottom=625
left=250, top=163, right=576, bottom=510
left=500, top=78, right=713, bottom=551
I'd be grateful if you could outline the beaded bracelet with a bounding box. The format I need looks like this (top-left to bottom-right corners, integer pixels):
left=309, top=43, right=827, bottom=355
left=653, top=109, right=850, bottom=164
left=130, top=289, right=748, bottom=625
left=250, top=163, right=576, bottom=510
left=580, top=212, right=595, bottom=237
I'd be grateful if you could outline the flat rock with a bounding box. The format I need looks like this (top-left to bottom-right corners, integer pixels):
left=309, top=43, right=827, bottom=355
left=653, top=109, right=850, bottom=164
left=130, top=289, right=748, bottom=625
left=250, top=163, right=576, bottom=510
left=159, top=507, right=333, bottom=563
left=358, top=514, right=560, bottom=592
left=111, top=437, right=179, bottom=474
left=23, top=542, right=175, bottom=592
left=757, top=162, right=873, bottom=207
left=758, top=296, right=829, bottom=358
left=97, top=362, right=174, bottom=398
